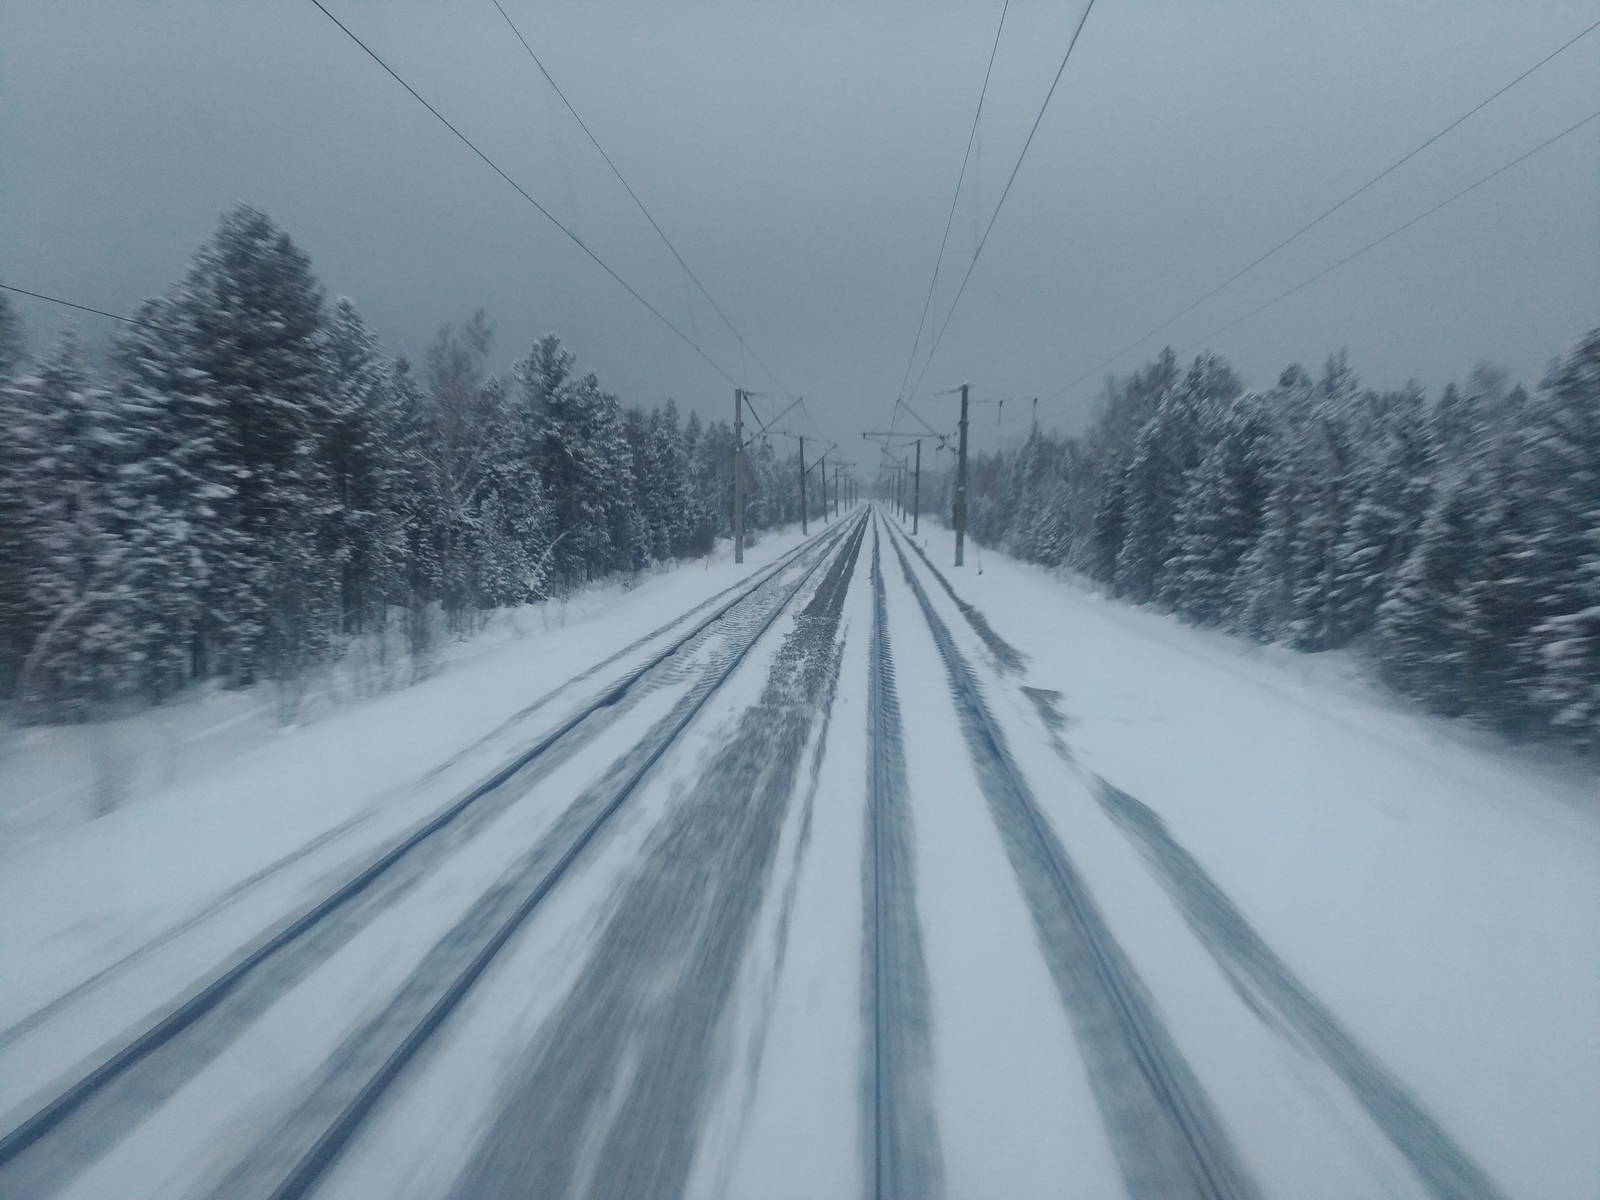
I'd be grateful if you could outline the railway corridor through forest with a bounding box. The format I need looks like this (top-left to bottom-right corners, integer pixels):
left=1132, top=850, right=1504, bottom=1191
left=0, top=507, right=1579, bottom=1200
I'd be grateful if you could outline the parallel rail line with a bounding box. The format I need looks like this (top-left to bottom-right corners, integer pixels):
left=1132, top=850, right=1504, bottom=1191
left=0, top=521, right=852, bottom=1194
left=253, top=512, right=868, bottom=1200
left=883, top=517, right=1260, bottom=1200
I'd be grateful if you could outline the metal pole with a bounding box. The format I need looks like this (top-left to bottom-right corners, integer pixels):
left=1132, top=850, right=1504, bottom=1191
left=734, top=388, right=745, bottom=564
left=798, top=435, right=808, bottom=536
left=819, top=453, right=828, bottom=523
left=954, top=383, right=969, bottom=567
left=912, top=439, right=921, bottom=535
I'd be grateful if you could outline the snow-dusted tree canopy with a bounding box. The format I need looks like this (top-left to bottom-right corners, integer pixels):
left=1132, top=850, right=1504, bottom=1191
left=947, top=330, right=1600, bottom=752
left=0, top=207, right=810, bottom=721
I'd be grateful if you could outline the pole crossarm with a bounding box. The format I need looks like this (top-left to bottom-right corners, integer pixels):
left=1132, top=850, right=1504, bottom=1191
left=759, top=396, right=805, bottom=428
left=895, top=396, right=947, bottom=436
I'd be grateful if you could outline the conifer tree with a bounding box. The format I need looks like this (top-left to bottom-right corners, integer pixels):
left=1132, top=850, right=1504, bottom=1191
left=1161, top=392, right=1273, bottom=624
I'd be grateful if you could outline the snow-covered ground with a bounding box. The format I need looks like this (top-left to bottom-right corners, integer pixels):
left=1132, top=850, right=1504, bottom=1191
left=0, top=528, right=814, bottom=1076
left=893, top=516, right=1600, bottom=1200
left=4, top=508, right=1595, bottom=1199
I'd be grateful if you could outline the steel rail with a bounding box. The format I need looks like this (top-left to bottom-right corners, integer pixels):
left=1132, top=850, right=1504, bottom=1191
left=261, top=510, right=870, bottom=1199
left=0, top=521, right=851, bottom=1176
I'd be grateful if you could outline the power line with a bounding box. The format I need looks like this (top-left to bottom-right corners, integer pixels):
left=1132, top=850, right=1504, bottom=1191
left=307, top=0, right=740, bottom=387
left=1048, top=14, right=1600, bottom=400
left=908, top=0, right=1097, bottom=400
left=894, top=0, right=1010, bottom=408
left=489, top=0, right=795, bottom=396
left=0, top=283, right=156, bottom=330
left=1175, top=106, right=1600, bottom=359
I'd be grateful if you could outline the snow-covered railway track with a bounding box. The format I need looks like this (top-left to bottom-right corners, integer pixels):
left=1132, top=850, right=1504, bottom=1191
left=1090, top=778, right=1512, bottom=1200
left=442, top=513, right=869, bottom=1199
left=862, top=517, right=944, bottom=1200
left=0, top=528, right=836, bottom=1068
left=0, top=520, right=857, bottom=1200
left=883, top=517, right=1262, bottom=1200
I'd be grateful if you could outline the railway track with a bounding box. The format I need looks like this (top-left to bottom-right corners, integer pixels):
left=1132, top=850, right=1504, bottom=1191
left=445, top=511, right=869, bottom=1198
left=0, top=519, right=858, bottom=1200
left=0, top=527, right=842, bottom=1067
left=863, top=515, right=945, bottom=1200
left=882, top=514, right=1261, bottom=1200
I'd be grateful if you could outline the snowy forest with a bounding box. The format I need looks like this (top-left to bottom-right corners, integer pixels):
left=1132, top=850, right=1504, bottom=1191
left=5, top=204, right=1597, bottom=757
left=0, top=206, right=820, bottom=723
left=946, top=332, right=1600, bottom=753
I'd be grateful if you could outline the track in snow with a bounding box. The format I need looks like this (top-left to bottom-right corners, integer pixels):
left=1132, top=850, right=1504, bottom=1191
left=885, top=511, right=1513, bottom=1200
left=884, top=517, right=1262, bottom=1200
left=448, top=515, right=867, bottom=1198
left=1092, top=778, right=1511, bottom=1200
left=0, top=520, right=856, bottom=1200
left=863, top=516, right=945, bottom=1200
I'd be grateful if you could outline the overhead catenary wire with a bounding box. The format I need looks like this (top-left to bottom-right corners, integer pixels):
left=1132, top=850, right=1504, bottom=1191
left=1045, top=13, right=1600, bottom=400
left=0, top=283, right=157, bottom=331
left=307, top=0, right=741, bottom=388
left=1174, top=106, right=1600, bottom=359
left=893, top=0, right=1011, bottom=410
left=907, top=0, right=1098, bottom=402
left=489, top=0, right=797, bottom=397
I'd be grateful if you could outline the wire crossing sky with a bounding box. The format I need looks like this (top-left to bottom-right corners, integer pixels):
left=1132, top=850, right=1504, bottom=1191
left=894, top=0, right=1011, bottom=412
left=3, top=1, right=1595, bottom=452
left=905, top=0, right=1098, bottom=406
left=1043, top=12, right=1600, bottom=404
left=488, top=0, right=796, bottom=399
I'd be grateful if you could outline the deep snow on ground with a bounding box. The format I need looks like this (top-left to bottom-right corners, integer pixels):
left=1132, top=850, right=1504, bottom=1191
left=0, top=528, right=816, bottom=1041
left=897, top=516, right=1600, bottom=1200
left=5, top=508, right=1596, bottom=1199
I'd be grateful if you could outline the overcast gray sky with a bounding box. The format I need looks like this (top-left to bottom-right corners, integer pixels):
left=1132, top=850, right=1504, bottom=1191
left=3, top=1, right=1596, bottom=459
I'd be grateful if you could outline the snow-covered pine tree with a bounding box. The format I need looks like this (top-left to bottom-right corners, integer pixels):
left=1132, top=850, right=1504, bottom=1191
left=623, top=407, right=670, bottom=566
left=677, top=410, right=717, bottom=555
left=1536, top=537, right=1600, bottom=748
left=111, top=293, right=220, bottom=689
left=1324, top=384, right=1431, bottom=647
left=0, top=291, right=25, bottom=381
left=1002, top=427, right=1072, bottom=565
left=321, top=297, right=405, bottom=636
left=1281, top=354, right=1360, bottom=650
left=522, top=338, right=638, bottom=583
left=1115, top=352, right=1239, bottom=603
left=1375, top=459, right=1495, bottom=715
left=1231, top=365, right=1315, bottom=640
left=5, top=334, right=136, bottom=719
left=695, top=418, right=736, bottom=543
left=653, top=401, right=694, bottom=559
left=0, top=296, right=33, bottom=695
left=422, top=314, right=539, bottom=622
left=1514, top=329, right=1600, bottom=739
left=1070, top=348, right=1182, bottom=585
left=166, top=205, right=338, bottom=686
left=1161, top=390, right=1273, bottom=625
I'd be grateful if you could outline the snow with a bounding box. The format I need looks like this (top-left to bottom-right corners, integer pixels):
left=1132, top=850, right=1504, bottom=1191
left=897, top=517, right=1600, bottom=1200
left=703, top=545, right=869, bottom=1200
left=0, top=528, right=815, bottom=1120
left=5, top=508, right=1596, bottom=1198
left=316, top=546, right=829, bottom=1200
left=880, top=535, right=1126, bottom=1199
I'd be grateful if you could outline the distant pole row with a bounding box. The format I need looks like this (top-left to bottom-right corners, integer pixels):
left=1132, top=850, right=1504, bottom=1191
left=734, top=388, right=858, bottom=565
left=860, top=380, right=964, bottom=561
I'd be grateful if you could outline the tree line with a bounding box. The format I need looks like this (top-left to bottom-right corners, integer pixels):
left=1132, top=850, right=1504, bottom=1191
left=945, top=332, right=1600, bottom=752
left=0, top=206, right=819, bottom=722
